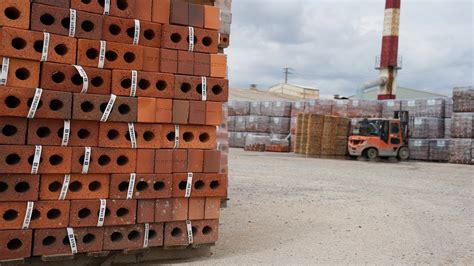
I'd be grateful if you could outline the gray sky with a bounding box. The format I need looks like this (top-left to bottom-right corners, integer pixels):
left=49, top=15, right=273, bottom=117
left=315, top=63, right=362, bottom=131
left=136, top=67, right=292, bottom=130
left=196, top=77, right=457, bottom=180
left=226, top=0, right=473, bottom=98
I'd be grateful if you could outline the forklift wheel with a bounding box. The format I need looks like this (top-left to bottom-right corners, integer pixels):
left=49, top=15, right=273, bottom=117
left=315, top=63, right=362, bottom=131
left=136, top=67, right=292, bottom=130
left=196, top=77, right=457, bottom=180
left=398, top=146, right=410, bottom=160
left=365, top=148, right=379, bottom=160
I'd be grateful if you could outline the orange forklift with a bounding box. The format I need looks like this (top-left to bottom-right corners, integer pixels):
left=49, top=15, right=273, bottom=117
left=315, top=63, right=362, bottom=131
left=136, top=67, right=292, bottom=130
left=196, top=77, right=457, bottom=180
left=348, top=111, right=410, bottom=160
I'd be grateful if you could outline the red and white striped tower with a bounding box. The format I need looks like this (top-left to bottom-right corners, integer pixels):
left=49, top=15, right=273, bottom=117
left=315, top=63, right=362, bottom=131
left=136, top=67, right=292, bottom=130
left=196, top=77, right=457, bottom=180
left=378, top=0, right=401, bottom=100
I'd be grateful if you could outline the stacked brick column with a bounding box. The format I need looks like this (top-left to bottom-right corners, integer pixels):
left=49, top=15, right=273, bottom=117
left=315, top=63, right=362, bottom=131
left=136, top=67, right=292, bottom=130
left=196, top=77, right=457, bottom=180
left=0, top=0, right=230, bottom=261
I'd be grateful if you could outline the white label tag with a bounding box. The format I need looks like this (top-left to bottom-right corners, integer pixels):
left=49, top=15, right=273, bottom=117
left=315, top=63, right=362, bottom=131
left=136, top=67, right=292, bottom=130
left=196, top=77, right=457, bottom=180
left=414, top=140, right=422, bottom=147
left=100, top=94, right=117, bottom=122
left=427, top=100, right=436, bottom=106
left=31, top=145, right=42, bottom=174
left=237, top=133, right=242, bottom=138
left=69, top=9, right=77, bottom=37
left=67, top=227, right=78, bottom=254
left=352, top=100, right=359, bottom=107
left=387, top=101, right=395, bottom=107
left=309, top=101, right=316, bottom=107
left=186, top=220, right=193, bottom=244
left=201, top=76, right=207, bottom=101
left=73, top=65, right=89, bottom=93
left=40, top=32, right=50, bottom=62
left=238, top=117, right=243, bottom=122
left=185, top=173, right=193, bottom=198
left=82, top=147, right=91, bottom=174
left=351, top=119, right=358, bottom=126
left=252, top=102, right=258, bottom=107
left=276, top=102, right=282, bottom=107
left=174, top=125, right=180, bottom=149
left=408, top=100, right=416, bottom=107
left=59, top=174, right=71, bottom=200
left=22, top=201, right=34, bottom=229
left=188, top=27, right=195, bottom=52
left=97, top=199, right=106, bottom=227
left=0, top=57, right=10, bottom=86
left=414, top=117, right=422, bottom=126
left=264, top=102, right=270, bottom=108
left=27, top=88, right=43, bottom=119
left=126, top=173, right=136, bottom=200
left=128, top=122, right=137, bottom=149
left=249, top=117, right=255, bottom=123
left=274, top=118, right=280, bottom=123
left=437, top=140, right=446, bottom=147
left=133, top=19, right=140, bottom=45
left=296, top=102, right=302, bottom=108
left=98, top=40, right=107, bottom=69
left=143, top=223, right=150, bottom=248
left=103, top=0, right=111, bottom=15
left=130, top=70, right=138, bottom=97
left=61, top=120, right=71, bottom=147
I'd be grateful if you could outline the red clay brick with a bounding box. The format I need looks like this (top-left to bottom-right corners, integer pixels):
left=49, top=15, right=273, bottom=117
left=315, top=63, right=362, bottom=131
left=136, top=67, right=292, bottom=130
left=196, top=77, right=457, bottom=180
left=192, top=219, right=219, bottom=244
left=188, top=149, right=204, bottom=173
left=188, top=198, right=205, bottom=220
left=170, top=0, right=189, bottom=26
left=103, top=16, right=161, bottom=47
left=206, top=78, right=229, bottom=102
left=39, top=174, right=109, bottom=200
left=194, top=28, right=218, bottom=54
left=203, top=150, right=221, bottom=173
left=210, top=54, right=227, bottom=78
left=102, top=224, right=144, bottom=251
left=189, top=3, right=204, bottom=28
left=69, top=120, right=101, bottom=147
left=155, top=198, right=188, bottom=222
left=0, top=57, right=40, bottom=89
left=71, top=0, right=152, bottom=20
left=137, top=200, right=155, bottom=223
left=0, top=117, right=27, bottom=145
left=72, top=93, right=137, bottom=122
left=71, top=147, right=137, bottom=174
left=156, top=99, right=173, bottom=123
left=112, top=70, right=174, bottom=98
left=172, top=149, right=188, bottom=173
left=0, top=175, right=39, bottom=202
left=154, top=149, right=173, bottom=174
left=189, top=101, right=206, bottom=125
left=0, top=0, right=30, bottom=30
left=178, top=51, right=194, bottom=75
left=136, top=149, right=155, bottom=174
left=137, top=97, right=156, bottom=123
left=148, top=223, right=165, bottom=247
left=109, top=174, right=172, bottom=199
left=174, top=125, right=217, bottom=150
left=172, top=173, right=227, bottom=198
left=69, top=199, right=137, bottom=227
left=33, top=227, right=104, bottom=256
left=163, top=221, right=188, bottom=246
left=32, top=0, right=69, bottom=8
left=27, top=119, right=99, bottom=147
left=98, top=122, right=162, bottom=149
left=162, top=24, right=189, bottom=51
left=0, top=229, right=32, bottom=260
left=204, top=5, right=220, bottom=30
left=206, top=102, right=223, bottom=126
left=194, top=52, right=210, bottom=76
left=219, top=33, right=230, bottom=49
left=160, top=48, right=178, bottom=74
left=173, top=100, right=190, bottom=124
left=204, top=197, right=221, bottom=219
left=143, top=47, right=161, bottom=72
left=0, top=202, right=29, bottom=229
left=152, top=0, right=171, bottom=24
left=29, top=201, right=70, bottom=229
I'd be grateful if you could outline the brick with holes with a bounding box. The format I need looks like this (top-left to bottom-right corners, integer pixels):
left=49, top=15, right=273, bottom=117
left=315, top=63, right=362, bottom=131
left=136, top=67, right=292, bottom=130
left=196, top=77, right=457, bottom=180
left=148, top=223, right=165, bottom=247
left=0, top=87, right=72, bottom=120
left=112, top=70, right=174, bottom=98
left=0, top=202, right=30, bottom=229
left=188, top=198, right=205, bottom=220
left=191, top=219, right=219, bottom=244
left=98, top=122, right=162, bottom=149
left=136, top=149, right=155, bottom=174
left=69, top=199, right=137, bottom=227
left=163, top=221, right=188, bottom=246
left=173, top=75, right=201, bottom=101
left=0, top=0, right=31, bottom=30
left=72, top=93, right=137, bottom=122
left=0, top=117, right=27, bottom=145
left=27, top=119, right=99, bottom=147
left=32, top=0, right=70, bottom=8
left=193, top=28, right=218, bottom=54
left=0, top=57, right=40, bottom=89
left=162, top=125, right=216, bottom=149
left=41, top=62, right=111, bottom=95
left=0, top=175, right=39, bottom=202
left=29, top=200, right=70, bottom=229
left=154, top=149, right=173, bottom=174
left=103, top=16, right=161, bottom=47
left=137, top=200, right=155, bottom=223
left=77, top=39, right=144, bottom=70
left=206, top=78, right=229, bottom=102
left=137, top=97, right=156, bottom=123
left=109, top=174, right=172, bottom=199
left=102, top=224, right=145, bottom=251
left=39, top=174, right=109, bottom=200
left=71, top=147, right=137, bottom=174
left=0, top=27, right=77, bottom=64
left=155, top=198, right=188, bottom=222
left=178, top=51, right=194, bottom=75
left=161, top=24, right=189, bottom=51
left=156, top=98, right=173, bottom=123
left=219, top=33, right=230, bottom=49
left=33, top=227, right=104, bottom=256
left=0, top=229, right=32, bottom=260
left=206, top=101, right=223, bottom=126
left=31, top=3, right=104, bottom=40
left=194, top=52, right=210, bottom=76
left=172, top=173, right=227, bottom=198
left=71, top=0, right=152, bottom=21
left=160, top=48, right=178, bottom=74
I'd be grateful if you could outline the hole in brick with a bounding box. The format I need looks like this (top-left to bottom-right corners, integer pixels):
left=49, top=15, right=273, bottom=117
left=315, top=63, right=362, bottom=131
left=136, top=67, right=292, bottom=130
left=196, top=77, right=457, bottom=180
left=78, top=129, right=91, bottom=139
left=2, top=124, right=17, bottom=137
left=49, top=99, right=64, bottom=111
left=5, top=154, right=21, bottom=165
left=118, top=181, right=129, bottom=192
left=91, top=77, right=104, bottom=87
left=116, top=208, right=129, bottom=217
left=105, top=51, right=118, bottom=61
left=186, top=36, right=198, bottom=44
left=171, top=33, right=182, bottom=43
left=15, top=182, right=30, bottom=193
left=124, top=130, right=135, bottom=141
left=7, top=239, right=22, bottom=250
left=212, top=85, right=223, bottom=95
left=181, top=83, right=191, bottom=93
left=107, top=129, right=120, bottom=140
left=109, top=24, right=122, bottom=35
left=79, top=155, right=85, bottom=165
left=98, top=155, right=111, bottom=166
left=71, top=74, right=83, bottom=85
left=61, top=17, right=70, bottom=29
left=31, top=209, right=40, bottom=220
left=223, top=37, right=228, bottom=42
left=55, top=44, right=68, bottom=56
left=210, top=180, right=220, bottom=189
left=153, top=181, right=165, bottom=191
left=192, top=226, right=197, bottom=234
left=33, top=40, right=44, bottom=53
left=62, top=236, right=70, bottom=246
left=69, top=181, right=82, bottom=192
left=149, top=230, right=157, bottom=239
left=3, top=209, right=18, bottom=221
left=118, top=104, right=131, bottom=115
left=166, top=132, right=175, bottom=142
left=156, top=80, right=167, bottom=91
left=202, top=37, right=213, bottom=47
left=202, top=226, right=213, bottom=235
left=49, top=181, right=61, bottom=192
left=89, top=181, right=101, bottom=191
left=52, top=72, right=66, bottom=83
left=83, top=233, right=95, bottom=244
left=5, top=96, right=21, bottom=108
left=117, top=0, right=129, bottom=10
left=199, top=133, right=210, bottom=143
left=47, top=209, right=61, bottom=219
left=27, top=98, right=43, bottom=109
left=111, top=232, right=123, bottom=242
left=136, top=181, right=148, bottom=191
left=15, top=68, right=30, bottom=80
left=86, top=48, right=99, bottom=59
left=28, top=155, right=43, bottom=165
left=36, top=126, right=51, bottom=138
left=81, top=20, right=95, bottom=32
left=81, top=101, right=95, bottom=113
left=128, top=230, right=140, bottom=241
left=0, top=182, right=8, bottom=192
left=11, top=38, right=27, bottom=50
left=4, top=7, right=20, bottom=20
left=49, top=155, right=63, bottom=166
left=123, top=52, right=136, bottom=63
left=85, top=0, right=93, bottom=5
left=183, top=132, right=194, bottom=142
left=126, top=27, right=135, bottom=39
left=194, top=180, right=205, bottom=190
left=40, top=13, right=55, bottom=26
left=196, top=84, right=203, bottom=94
left=139, top=79, right=150, bottom=90
left=121, top=78, right=131, bottom=88
left=116, top=156, right=129, bottom=166
left=100, top=103, right=108, bottom=113
left=171, top=228, right=182, bottom=237
left=143, top=131, right=155, bottom=141
left=178, top=181, right=186, bottom=190
left=144, top=29, right=156, bottom=40
left=42, top=236, right=56, bottom=246
left=78, top=208, right=91, bottom=218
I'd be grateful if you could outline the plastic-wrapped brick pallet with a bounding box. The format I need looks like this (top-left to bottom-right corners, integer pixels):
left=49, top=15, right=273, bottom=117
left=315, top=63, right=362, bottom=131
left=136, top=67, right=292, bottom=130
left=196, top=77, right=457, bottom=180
left=452, top=87, right=474, bottom=112
left=233, top=116, right=246, bottom=132
left=409, top=117, right=445, bottom=139
left=444, top=118, right=452, bottom=138
left=260, top=101, right=273, bottom=116
left=451, top=113, right=474, bottom=138
left=229, top=132, right=247, bottom=148
left=381, top=100, right=406, bottom=118
left=271, top=101, right=292, bottom=117
left=228, top=101, right=250, bottom=116
left=244, top=133, right=271, bottom=151
left=403, top=99, right=445, bottom=118
left=270, top=117, right=291, bottom=135
left=348, top=100, right=382, bottom=118
left=245, top=116, right=270, bottom=133
left=429, top=139, right=450, bottom=162
left=250, top=102, right=262, bottom=116
left=291, top=102, right=306, bottom=117
left=409, top=139, right=430, bottom=160
left=305, top=100, right=334, bottom=115
left=228, top=116, right=236, bottom=131
left=444, top=98, right=453, bottom=118
left=449, top=139, right=473, bottom=164
left=332, top=100, right=349, bottom=117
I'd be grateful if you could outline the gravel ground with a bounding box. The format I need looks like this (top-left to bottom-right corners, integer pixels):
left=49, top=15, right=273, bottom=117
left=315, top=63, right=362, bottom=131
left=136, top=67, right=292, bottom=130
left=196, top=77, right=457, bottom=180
left=202, top=149, right=473, bottom=264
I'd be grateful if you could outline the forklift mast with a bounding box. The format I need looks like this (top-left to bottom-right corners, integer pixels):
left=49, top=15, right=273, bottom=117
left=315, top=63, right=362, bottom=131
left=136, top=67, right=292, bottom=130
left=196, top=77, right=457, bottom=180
left=394, top=110, right=409, bottom=144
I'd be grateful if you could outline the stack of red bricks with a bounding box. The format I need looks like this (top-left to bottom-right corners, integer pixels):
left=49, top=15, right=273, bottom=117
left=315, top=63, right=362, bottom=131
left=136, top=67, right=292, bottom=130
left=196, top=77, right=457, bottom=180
left=0, top=0, right=229, bottom=261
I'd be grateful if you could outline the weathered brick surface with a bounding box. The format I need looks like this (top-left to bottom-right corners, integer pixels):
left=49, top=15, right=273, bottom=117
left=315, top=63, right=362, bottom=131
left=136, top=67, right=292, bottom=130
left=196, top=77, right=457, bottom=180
left=163, top=221, right=188, bottom=246
left=156, top=99, right=173, bottom=123
left=137, top=97, right=156, bottom=123
left=0, top=57, right=40, bottom=89
left=137, top=200, right=155, bottom=223
left=109, top=174, right=172, bottom=199
left=160, top=48, right=178, bottom=73
left=136, top=149, right=155, bottom=173
left=0, top=229, right=32, bottom=260
left=31, top=0, right=70, bottom=8
left=172, top=173, right=227, bottom=198
left=188, top=198, right=205, bottom=220
left=154, top=149, right=173, bottom=174
left=29, top=200, right=70, bottom=229
left=39, top=174, right=109, bottom=200
left=0, top=175, right=39, bottom=202
left=27, top=119, right=100, bottom=147
left=71, top=147, right=137, bottom=174
left=102, top=224, right=145, bottom=251
left=0, top=0, right=31, bottom=29
left=111, top=70, right=174, bottom=98
left=204, top=197, right=221, bottom=220
left=33, top=227, right=104, bottom=256
left=192, top=219, right=219, bottom=244
left=156, top=198, right=188, bottom=222
left=0, top=117, right=27, bottom=145
left=69, top=199, right=137, bottom=227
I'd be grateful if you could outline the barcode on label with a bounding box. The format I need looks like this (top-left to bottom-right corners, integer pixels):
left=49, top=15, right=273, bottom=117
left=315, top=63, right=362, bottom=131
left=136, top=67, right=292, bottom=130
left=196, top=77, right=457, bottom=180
left=185, top=173, right=193, bottom=198
left=143, top=223, right=150, bottom=248
left=61, top=120, right=71, bottom=146
left=67, top=227, right=78, bottom=254
left=186, top=220, right=193, bottom=244
left=437, top=140, right=446, bottom=147
left=414, top=118, right=422, bottom=126
left=133, top=19, right=140, bottom=45
left=82, top=147, right=92, bottom=174
left=201, top=76, right=207, bottom=101
left=69, top=9, right=77, bottom=37
left=40, top=32, right=50, bottom=62
left=27, top=88, right=43, bottom=119
left=100, top=94, right=117, bottom=122
left=126, top=173, right=136, bottom=200
left=97, top=199, right=107, bottom=227
left=103, top=0, right=111, bottom=15
left=0, top=57, right=10, bottom=86
left=98, top=40, right=107, bottom=68
left=73, top=65, right=89, bottom=93
left=414, top=141, right=422, bottom=147
left=31, top=145, right=42, bottom=174
left=188, top=27, right=195, bottom=51
left=22, top=201, right=34, bottom=229
left=130, top=70, right=138, bottom=97
left=58, top=174, right=71, bottom=200
left=128, top=122, right=137, bottom=149
left=174, top=125, right=180, bottom=149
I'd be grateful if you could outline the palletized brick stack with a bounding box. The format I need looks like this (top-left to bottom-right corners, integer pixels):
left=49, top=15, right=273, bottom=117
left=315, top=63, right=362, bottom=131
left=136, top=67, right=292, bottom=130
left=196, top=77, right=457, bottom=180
left=0, top=0, right=230, bottom=261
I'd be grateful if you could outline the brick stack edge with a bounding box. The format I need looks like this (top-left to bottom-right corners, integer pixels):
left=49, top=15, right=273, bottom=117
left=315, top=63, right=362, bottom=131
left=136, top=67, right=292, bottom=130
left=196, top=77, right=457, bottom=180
left=0, top=0, right=231, bottom=261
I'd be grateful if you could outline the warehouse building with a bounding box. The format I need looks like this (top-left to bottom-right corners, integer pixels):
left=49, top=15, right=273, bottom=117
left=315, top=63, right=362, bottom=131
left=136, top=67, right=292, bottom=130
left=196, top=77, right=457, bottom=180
left=351, top=86, right=448, bottom=100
